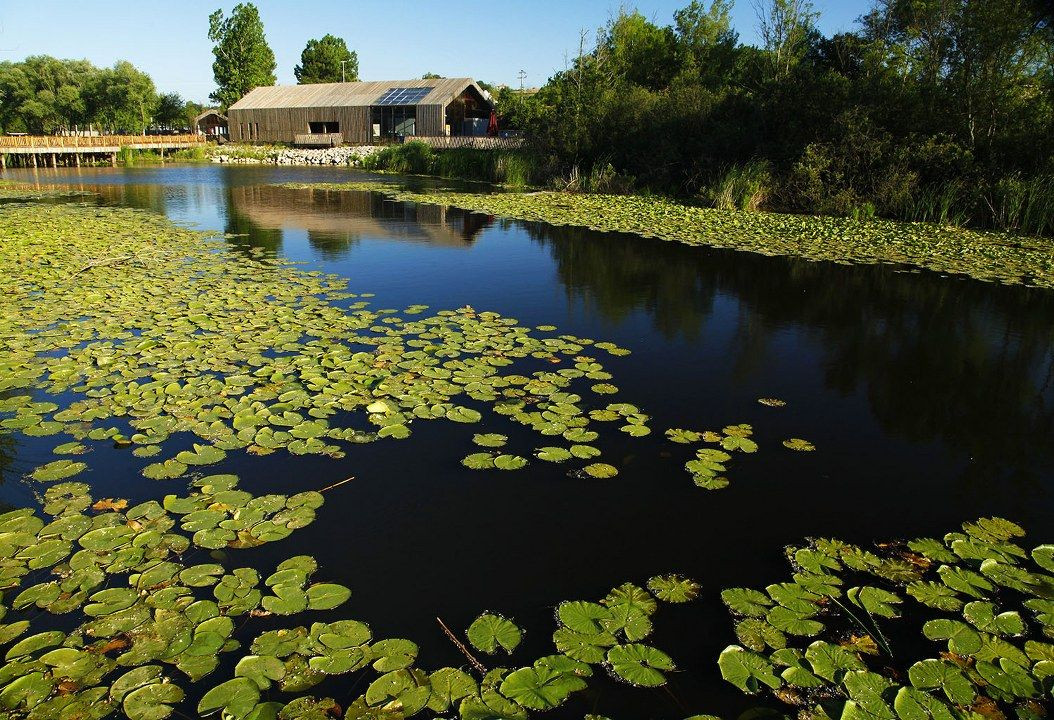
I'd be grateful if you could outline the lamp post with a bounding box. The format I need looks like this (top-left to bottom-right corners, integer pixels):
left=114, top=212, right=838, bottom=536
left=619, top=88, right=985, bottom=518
left=340, top=60, right=352, bottom=83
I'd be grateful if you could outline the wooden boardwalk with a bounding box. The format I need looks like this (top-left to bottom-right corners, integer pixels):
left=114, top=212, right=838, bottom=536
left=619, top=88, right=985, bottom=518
left=0, top=134, right=206, bottom=168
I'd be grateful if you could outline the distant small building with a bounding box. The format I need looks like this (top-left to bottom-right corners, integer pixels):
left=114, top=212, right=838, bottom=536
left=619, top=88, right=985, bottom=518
left=194, top=110, right=228, bottom=138
left=226, top=78, right=493, bottom=145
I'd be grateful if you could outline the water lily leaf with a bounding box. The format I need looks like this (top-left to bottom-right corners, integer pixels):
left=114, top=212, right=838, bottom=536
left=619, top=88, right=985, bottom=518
left=462, top=453, right=495, bottom=470
left=646, top=574, right=701, bottom=603
left=123, top=681, right=184, bottom=720
left=735, top=619, right=787, bottom=652
left=142, top=460, right=188, bottom=480
left=847, top=586, right=902, bottom=618
left=370, top=638, right=418, bottom=672
left=6, top=630, right=65, bottom=660
left=426, top=667, right=478, bottom=712
left=467, top=613, right=522, bottom=654
left=721, top=435, right=757, bottom=453
left=1033, top=544, right=1054, bottom=572
left=582, top=463, right=618, bottom=478
left=235, top=655, right=287, bottom=690
left=962, top=601, right=1023, bottom=637
left=175, top=444, right=227, bottom=466
left=721, top=587, right=773, bottom=617
left=30, top=460, right=88, bottom=482
left=906, top=582, right=962, bottom=612
left=446, top=406, right=482, bottom=423
left=718, top=645, right=781, bottom=694
left=537, top=446, right=573, bottom=462
left=472, top=433, right=507, bottom=448
left=782, top=438, right=815, bottom=451
left=893, top=687, right=957, bottom=720
left=261, top=585, right=309, bottom=615
left=766, top=605, right=824, bottom=636
left=365, top=669, right=431, bottom=714
left=552, top=627, right=616, bottom=663
left=908, top=659, right=975, bottom=705
left=937, top=565, right=994, bottom=598
left=493, top=454, right=527, bottom=470
left=499, top=664, right=586, bottom=710
left=922, top=618, right=983, bottom=654
left=306, top=583, right=351, bottom=610
left=197, top=677, right=261, bottom=718
left=665, top=428, right=702, bottom=443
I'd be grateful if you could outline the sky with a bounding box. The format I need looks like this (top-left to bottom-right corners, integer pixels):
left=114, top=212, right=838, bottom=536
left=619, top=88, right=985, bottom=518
left=0, top=1, right=871, bottom=104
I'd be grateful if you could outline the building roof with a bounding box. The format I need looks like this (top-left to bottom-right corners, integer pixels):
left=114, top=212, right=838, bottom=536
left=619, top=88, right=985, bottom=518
left=228, top=78, right=490, bottom=111
left=193, top=109, right=228, bottom=123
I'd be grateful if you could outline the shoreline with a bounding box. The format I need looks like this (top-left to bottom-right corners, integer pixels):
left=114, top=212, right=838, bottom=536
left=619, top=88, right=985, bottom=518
left=276, top=181, right=1054, bottom=290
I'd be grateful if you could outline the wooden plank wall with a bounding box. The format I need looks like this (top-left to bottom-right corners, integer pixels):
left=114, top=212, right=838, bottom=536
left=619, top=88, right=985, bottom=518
left=228, top=107, right=370, bottom=144
left=416, top=105, right=445, bottom=137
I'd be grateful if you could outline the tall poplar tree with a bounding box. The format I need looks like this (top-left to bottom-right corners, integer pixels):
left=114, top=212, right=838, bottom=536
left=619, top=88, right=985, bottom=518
left=208, top=3, right=276, bottom=108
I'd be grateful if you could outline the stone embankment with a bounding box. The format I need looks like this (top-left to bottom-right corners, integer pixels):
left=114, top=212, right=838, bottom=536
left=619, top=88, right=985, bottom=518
left=210, top=146, right=381, bottom=166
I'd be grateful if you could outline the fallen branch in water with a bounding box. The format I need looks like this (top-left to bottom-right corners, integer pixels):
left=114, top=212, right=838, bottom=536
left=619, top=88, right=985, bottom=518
left=319, top=476, right=355, bottom=493
left=436, top=616, right=487, bottom=674
left=73, top=255, right=135, bottom=275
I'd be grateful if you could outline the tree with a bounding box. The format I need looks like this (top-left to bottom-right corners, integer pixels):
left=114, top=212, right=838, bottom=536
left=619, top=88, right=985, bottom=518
left=752, top=0, right=819, bottom=80
left=294, top=34, right=358, bottom=84
left=421, top=72, right=445, bottom=79
left=87, top=61, right=157, bottom=133
left=208, top=3, right=276, bottom=108
left=154, top=92, right=186, bottom=128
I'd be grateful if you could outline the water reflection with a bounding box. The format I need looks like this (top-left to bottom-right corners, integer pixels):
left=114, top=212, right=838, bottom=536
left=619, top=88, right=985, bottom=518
left=526, top=221, right=1054, bottom=489
left=221, top=185, right=492, bottom=258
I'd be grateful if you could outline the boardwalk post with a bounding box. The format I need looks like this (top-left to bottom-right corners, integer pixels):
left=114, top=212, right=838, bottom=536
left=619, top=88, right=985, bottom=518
left=51, top=153, right=58, bottom=168
left=111, top=153, right=117, bottom=167
left=0, top=154, right=5, bottom=170
left=73, top=153, right=80, bottom=167
left=31, top=154, right=37, bottom=168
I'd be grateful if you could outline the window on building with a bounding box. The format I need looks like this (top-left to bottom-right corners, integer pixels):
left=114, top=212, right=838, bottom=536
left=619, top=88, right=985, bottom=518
left=370, top=107, right=416, bottom=140
left=308, top=121, right=340, bottom=134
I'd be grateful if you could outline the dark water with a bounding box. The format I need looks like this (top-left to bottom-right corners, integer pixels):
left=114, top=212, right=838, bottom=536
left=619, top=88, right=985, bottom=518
left=2, top=164, right=1053, bottom=718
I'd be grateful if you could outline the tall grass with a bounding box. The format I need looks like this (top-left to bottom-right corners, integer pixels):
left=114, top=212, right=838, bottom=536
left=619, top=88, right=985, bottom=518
left=698, top=160, right=773, bottom=211
left=360, top=141, right=541, bottom=188
left=985, top=174, right=1054, bottom=237
left=170, top=145, right=209, bottom=162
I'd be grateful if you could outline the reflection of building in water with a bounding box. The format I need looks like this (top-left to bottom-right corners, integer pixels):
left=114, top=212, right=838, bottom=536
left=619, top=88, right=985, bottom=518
left=226, top=185, right=491, bottom=250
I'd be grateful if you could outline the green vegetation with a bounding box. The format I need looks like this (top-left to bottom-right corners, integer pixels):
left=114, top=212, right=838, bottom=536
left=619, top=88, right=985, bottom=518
left=0, top=57, right=199, bottom=135
left=275, top=182, right=1054, bottom=289
left=294, top=34, right=358, bottom=84
left=208, top=3, right=276, bottom=109
left=718, top=516, right=1054, bottom=719
left=495, top=0, right=1054, bottom=235
left=361, top=141, right=541, bottom=188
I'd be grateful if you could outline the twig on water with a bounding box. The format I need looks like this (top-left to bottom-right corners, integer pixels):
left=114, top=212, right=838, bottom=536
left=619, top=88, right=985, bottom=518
left=436, top=616, right=487, bottom=674
left=73, top=255, right=135, bottom=275
left=319, top=476, right=355, bottom=493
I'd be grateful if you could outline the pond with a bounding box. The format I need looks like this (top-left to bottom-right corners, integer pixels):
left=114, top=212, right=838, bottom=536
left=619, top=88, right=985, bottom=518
left=1, top=163, right=1053, bottom=719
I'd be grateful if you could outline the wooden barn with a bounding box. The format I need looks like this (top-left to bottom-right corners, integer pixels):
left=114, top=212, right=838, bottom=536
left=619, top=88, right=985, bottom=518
left=226, top=78, right=493, bottom=145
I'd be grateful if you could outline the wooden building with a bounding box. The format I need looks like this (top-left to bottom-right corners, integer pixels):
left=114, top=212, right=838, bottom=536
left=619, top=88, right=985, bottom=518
left=226, top=78, right=493, bottom=145
left=194, top=109, right=228, bottom=138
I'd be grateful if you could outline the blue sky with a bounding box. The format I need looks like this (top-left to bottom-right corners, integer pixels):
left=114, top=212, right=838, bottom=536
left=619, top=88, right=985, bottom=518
left=0, top=1, right=870, bottom=103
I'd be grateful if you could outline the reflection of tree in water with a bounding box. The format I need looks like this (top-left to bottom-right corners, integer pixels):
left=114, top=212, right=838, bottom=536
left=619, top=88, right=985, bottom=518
left=523, top=223, right=717, bottom=339
left=528, top=222, right=1054, bottom=480
left=223, top=186, right=284, bottom=257
left=306, top=230, right=358, bottom=260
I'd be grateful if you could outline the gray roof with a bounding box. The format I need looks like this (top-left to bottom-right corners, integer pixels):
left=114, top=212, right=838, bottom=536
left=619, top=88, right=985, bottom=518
left=228, top=78, right=489, bottom=110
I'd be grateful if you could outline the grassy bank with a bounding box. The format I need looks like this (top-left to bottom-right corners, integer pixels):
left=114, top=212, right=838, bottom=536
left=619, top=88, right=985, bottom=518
left=277, top=181, right=1054, bottom=289
left=360, top=142, right=542, bottom=188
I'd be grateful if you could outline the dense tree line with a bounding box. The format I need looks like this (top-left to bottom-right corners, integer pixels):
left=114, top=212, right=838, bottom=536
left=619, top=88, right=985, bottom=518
left=0, top=56, right=201, bottom=135
left=498, top=0, right=1054, bottom=234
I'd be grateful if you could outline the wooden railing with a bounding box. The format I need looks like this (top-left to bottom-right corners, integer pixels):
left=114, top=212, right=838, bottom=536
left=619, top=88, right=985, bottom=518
left=0, top=134, right=205, bottom=148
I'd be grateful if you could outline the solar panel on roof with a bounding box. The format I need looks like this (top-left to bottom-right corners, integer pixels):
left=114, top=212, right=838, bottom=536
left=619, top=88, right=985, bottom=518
left=375, top=87, right=432, bottom=106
